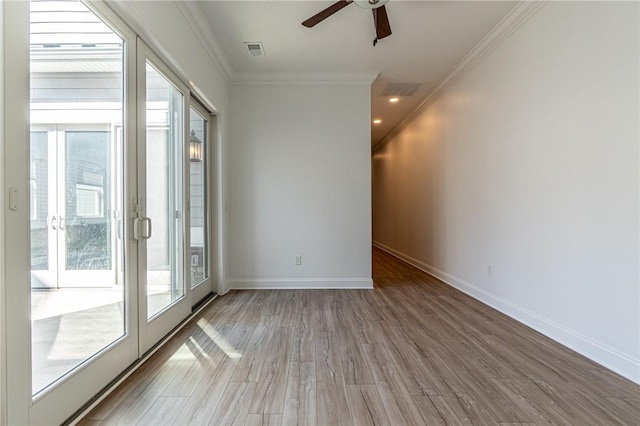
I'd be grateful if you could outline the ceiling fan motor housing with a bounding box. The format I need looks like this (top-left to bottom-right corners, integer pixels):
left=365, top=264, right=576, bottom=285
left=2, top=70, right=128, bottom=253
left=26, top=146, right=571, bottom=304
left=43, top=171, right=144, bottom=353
left=354, top=0, right=390, bottom=10
left=302, top=0, right=392, bottom=44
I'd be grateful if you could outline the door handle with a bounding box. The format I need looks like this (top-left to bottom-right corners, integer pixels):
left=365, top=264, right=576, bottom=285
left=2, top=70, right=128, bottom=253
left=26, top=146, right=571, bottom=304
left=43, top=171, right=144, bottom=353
left=142, top=217, right=152, bottom=240
left=133, top=217, right=143, bottom=240
left=134, top=217, right=152, bottom=240
left=50, top=215, right=57, bottom=230
left=117, top=218, right=123, bottom=240
left=58, top=216, right=65, bottom=230
left=115, top=211, right=123, bottom=240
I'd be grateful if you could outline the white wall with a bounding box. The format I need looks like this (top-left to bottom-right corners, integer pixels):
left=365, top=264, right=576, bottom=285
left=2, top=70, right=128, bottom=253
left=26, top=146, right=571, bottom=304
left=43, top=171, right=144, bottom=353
left=229, top=83, right=372, bottom=288
left=372, top=1, right=639, bottom=382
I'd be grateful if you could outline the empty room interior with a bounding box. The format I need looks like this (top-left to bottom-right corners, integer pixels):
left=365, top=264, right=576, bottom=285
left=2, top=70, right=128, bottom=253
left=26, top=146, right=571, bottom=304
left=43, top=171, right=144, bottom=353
left=1, top=0, right=639, bottom=424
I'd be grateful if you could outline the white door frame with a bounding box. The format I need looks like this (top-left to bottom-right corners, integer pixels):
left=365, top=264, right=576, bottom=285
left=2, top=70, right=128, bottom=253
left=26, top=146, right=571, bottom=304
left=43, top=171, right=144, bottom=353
left=136, top=38, right=191, bottom=355
left=0, top=1, right=7, bottom=423
left=189, top=98, right=216, bottom=305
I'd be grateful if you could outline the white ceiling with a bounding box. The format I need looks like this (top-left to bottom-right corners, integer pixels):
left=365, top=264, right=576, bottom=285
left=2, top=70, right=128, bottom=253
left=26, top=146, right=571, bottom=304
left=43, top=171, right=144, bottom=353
left=196, top=0, right=517, bottom=146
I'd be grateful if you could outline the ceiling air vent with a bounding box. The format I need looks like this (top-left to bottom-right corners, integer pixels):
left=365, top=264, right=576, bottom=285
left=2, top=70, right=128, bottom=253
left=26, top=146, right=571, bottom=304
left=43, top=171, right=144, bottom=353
left=244, top=42, right=265, bottom=57
left=380, top=82, right=422, bottom=97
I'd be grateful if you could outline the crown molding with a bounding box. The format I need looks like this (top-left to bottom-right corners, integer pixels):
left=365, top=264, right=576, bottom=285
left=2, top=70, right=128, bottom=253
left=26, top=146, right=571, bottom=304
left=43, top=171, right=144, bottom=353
left=175, top=0, right=234, bottom=83
left=106, top=0, right=190, bottom=84
left=373, top=0, right=549, bottom=152
left=117, top=0, right=377, bottom=86
left=106, top=0, right=233, bottom=85
left=231, top=71, right=380, bottom=85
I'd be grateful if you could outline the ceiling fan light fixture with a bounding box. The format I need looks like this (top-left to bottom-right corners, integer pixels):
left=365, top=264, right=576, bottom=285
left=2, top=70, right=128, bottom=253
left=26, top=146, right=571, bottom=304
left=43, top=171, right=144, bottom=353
left=354, top=0, right=389, bottom=10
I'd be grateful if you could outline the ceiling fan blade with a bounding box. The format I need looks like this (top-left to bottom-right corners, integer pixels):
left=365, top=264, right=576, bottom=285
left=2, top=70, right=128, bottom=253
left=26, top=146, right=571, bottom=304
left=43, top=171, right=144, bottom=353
left=302, top=0, right=352, bottom=28
left=373, top=5, right=392, bottom=40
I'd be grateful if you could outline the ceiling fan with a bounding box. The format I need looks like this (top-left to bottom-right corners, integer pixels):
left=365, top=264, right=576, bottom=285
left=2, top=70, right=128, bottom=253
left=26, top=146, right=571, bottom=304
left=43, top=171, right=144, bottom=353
left=302, top=0, right=392, bottom=46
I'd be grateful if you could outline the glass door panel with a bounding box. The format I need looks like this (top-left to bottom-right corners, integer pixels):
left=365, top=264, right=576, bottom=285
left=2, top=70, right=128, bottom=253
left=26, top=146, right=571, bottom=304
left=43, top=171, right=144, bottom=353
left=189, top=103, right=213, bottom=305
left=189, top=107, right=207, bottom=286
left=60, top=130, right=116, bottom=286
left=29, top=0, right=128, bottom=400
left=65, top=131, right=111, bottom=271
left=30, top=130, right=54, bottom=287
left=145, top=63, right=184, bottom=319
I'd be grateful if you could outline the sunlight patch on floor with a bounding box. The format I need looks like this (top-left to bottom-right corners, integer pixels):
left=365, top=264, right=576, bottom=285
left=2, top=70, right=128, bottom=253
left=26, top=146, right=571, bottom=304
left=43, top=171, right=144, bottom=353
left=197, top=318, right=243, bottom=360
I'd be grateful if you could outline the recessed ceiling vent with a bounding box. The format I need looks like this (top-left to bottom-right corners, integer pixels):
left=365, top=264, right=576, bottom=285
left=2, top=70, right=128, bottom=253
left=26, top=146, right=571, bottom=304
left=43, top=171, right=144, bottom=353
left=244, top=42, right=265, bottom=57
left=380, top=82, right=422, bottom=97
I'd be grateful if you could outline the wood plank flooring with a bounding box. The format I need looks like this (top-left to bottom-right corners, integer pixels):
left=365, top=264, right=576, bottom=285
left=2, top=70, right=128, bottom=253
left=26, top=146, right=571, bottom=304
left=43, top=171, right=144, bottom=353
left=80, top=248, right=640, bottom=425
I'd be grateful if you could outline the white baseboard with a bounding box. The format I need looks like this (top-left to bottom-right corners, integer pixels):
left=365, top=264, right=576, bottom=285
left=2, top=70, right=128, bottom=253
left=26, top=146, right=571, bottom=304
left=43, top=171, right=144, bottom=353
left=218, top=279, right=231, bottom=296
left=372, top=240, right=640, bottom=384
left=228, top=278, right=373, bottom=290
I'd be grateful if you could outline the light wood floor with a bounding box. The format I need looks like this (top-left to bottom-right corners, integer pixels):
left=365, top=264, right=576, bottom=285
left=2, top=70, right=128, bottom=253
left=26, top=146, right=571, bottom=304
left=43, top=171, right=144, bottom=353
left=80, top=248, right=640, bottom=425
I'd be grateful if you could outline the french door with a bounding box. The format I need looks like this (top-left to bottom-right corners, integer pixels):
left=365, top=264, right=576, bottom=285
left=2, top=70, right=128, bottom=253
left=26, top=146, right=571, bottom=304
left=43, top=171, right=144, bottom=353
left=4, top=1, right=215, bottom=424
left=30, top=125, right=120, bottom=288
left=6, top=1, right=140, bottom=424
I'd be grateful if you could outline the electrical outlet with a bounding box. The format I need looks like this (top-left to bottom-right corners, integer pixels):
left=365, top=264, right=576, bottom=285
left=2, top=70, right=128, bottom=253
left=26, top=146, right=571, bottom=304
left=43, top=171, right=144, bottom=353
left=295, top=255, right=302, bottom=266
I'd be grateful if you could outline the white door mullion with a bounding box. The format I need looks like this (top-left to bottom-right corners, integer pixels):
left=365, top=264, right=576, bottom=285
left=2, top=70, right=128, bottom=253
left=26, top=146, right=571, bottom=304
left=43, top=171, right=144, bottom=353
left=47, top=129, right=58, bottom=287
left=55, top=129, right=65, bottom=285
left=4, top=1, right=32, bottom=423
